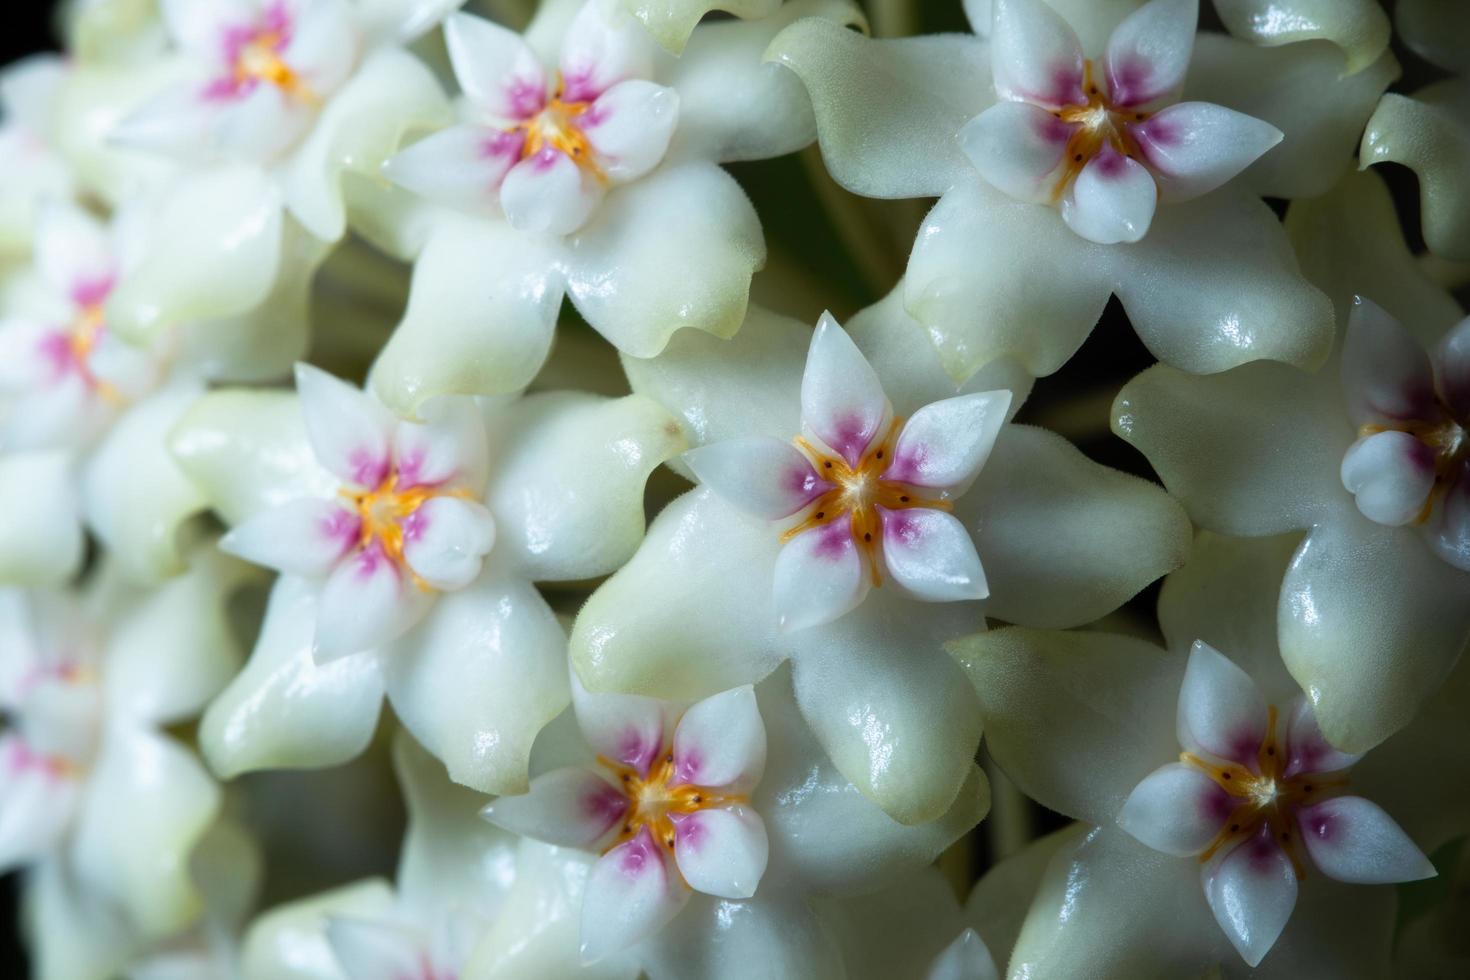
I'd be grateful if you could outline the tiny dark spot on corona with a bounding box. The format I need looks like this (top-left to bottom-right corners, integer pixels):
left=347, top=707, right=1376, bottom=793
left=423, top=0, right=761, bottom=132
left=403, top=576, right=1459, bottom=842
left=900, top=496, right=909, bottom=502
left=1074, top=153, right=1083, bottom=161
left=824, top=461, right=832, bottom=468
left=863, top=532, right=872, bottom=542
left=1267, top=746, right=1275, bottom=755
left=692, top=795, right=702, bottom=804
left=1230, top=824, right=1239, bottom=832
left=876, top=450, right=884, bottom=459
left=1222, top=773, right=1231, bottom=780
left=1304, top=785, right=1313, bottom=793
left=815, top=512, right=825, bottom=519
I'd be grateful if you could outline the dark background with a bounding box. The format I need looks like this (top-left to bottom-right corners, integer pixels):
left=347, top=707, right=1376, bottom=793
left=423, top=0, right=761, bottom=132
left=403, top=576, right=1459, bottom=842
left=0, top=1, right=1459, bottom=977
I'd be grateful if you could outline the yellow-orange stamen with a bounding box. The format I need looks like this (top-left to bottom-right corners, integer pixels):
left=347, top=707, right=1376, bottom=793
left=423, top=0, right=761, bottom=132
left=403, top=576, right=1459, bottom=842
left=67, top=304, right=121, bottom=405
left=781, top=418, right=949, bottom=586
left=509, top=74, right=605, bottom=182
left=1182, top=705, right=1350, bottom=880
left=236, top=34, right=319, bottom=105
left=599, top=751, right=745, bottom=856
left=1049, top=60, right=1150, bottom=203
left=339, top=474, right=471, bottom=591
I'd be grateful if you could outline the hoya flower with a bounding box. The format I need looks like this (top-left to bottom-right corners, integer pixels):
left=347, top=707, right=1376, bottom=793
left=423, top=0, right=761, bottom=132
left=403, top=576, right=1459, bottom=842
left=0, top=553, right=254, bottom=980
left=770, top=0, right=1394, bottom=380
left=367, top=0, right=864, bottom=415
left=1359, top=0, right=1470, bottom=260
left=170, top=370, right=685, bottom=796
left=239, top=732, right=516, bottom=980
left=217, top=364, right=498, bottom=660
left=113, top=0, right=457, bottom=244
left=0, top=56, right=74, bottom=257
left=955, top=533, right=1470, bottom=975
left=474, top=665, right=986, bottom=970
left=571, top=289, right=1188, bottom=825
left=964, top=0, right=1281, bottom=244
left=1113, top=170, right=1470, bottom=753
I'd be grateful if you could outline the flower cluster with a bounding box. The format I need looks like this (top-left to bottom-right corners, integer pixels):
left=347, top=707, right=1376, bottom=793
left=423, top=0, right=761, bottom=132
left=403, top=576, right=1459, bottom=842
left=0, top=0, right=1465, bottom=977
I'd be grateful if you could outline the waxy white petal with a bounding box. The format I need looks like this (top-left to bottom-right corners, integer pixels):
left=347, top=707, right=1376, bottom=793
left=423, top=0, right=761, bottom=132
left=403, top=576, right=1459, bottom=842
left=294, top=364, right=395, bottom=490
left=1360, top=81, right=1470, bottom=262
left=772, top=516, right=867, bottom=632
left=887, top=390, right=1012, bottom=493
left=159, top=0, right=254, bottom=58
left=572, top=677, right=669, bottom=778
left=878, top=507, right=987, bottom=603
left=0, top=452, right=83, bottom=586
left=1203, top=829, right=1298, bottom=967
left=1282, top=695, right=1360, bottom=778
left=323, top=916, right=427, bottom=980
left=284, top=0, right=361, bottom=98
left=1118, top=762, right=1229, bottom=857
left=672, top=804, right=769, bottom=899
left=683, top=437, right=829, bottom=520
left=1177, top=640, right=1268, bottom=767
left=580, top=829, right=690, bottom=962
left=1340, top=431, right=1436, bottom=527
left=220, top=498, right=360, bottom=577
left=0, top=737, right=78, bottom=871
left=1061, top=148, right=1158, bottom=245
left=671, top=685, right=765, bottom=790
left=445, top=12, right=547, bottom=120
left=201, top=577, right=385, bottom=778
left=927, top=929, right=999, bottom=980
left=35, top=200, right=114, bottom=301
left=800, top=313, right=889, bottom=467
left=314, top=547, right=426, bottom=662
left=500, top=149, right=601, bottom=235
left=1131, top=101, right=1282, bottom=202
left=1103, top=0, right=1197, bottom=108
left=958, top=101, right=1072, bottom=204
left=1433, top=316, right=1470, bottom=422
left=583, top=79, right=678, bottom=183
left=400, top=496, right=496, bottom=592
left=392, top=395, right=489, bottom=491
left=1427, top=464, right=1470, bottom=572
left=1298, top=795, right=1435, bottom=885
left=558, top=0, right=656, bottom=103
left=481, top=767, right=627, bottom=848
left=1340, top=296, right=1439, bottom=425
left=382, top=124, right=525, bottom=215
left=990, top=0, right=1086, bottom=108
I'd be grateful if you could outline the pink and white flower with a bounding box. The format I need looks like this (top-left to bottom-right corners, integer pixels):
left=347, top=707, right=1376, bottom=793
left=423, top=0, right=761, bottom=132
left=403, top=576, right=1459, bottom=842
left=684, top=312, right=1006, bottom=631
left=1337, top=298, right=1470, bottom=570
left=112, top=0, right=454, bottom=243
left=1118, top=640, right=1433, bottom=965
left=172, top=379, right=685, bottom=796
left=367, top=0, right=864, bottom=416
left=218, top=364, right=495, bottom=660
left=476, top=666, right=986, bottom=972
left=0, top=56, right=74, bottom=256
left=386, top=2, right=678, bottom=235
left=572, top=291, right=1188, bottom=826
left=0, top=553, right=252, bottom=980
left=770, top=0, right=1393, bottom=381
left=1113, top=171, right=1470, bottom=756
left=483, top=682, right=770, bottom=960
left=962, top=0, right=1281, bottom=244
left=959, top=533, right=1470, bottom=976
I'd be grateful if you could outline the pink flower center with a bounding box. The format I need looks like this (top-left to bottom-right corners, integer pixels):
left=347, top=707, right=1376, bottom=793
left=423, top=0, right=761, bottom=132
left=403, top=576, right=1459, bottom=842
left=1046, top=60, right=1154, bottom=201
left=340, top=473, right=472, bottom=590
left=598, top=744, right=743, bottom=856
left=1181, top=705, right=1350, bottom=880
left=782, top=418, right=951, bottom=587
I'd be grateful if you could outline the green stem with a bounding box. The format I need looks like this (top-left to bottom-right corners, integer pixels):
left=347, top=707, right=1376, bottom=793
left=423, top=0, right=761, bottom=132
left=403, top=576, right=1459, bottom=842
left=798, top=145, right=903, bottom=298
left=984, top=751, right=1035, bottom=862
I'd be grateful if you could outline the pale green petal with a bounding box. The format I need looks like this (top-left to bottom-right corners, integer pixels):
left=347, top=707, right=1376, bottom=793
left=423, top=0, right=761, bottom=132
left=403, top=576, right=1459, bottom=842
left=565, top=162, right=764, bottom=358
left=959, top=425, right=1191, bottom=629
left=1186, top=34, right=1396, bottom=200
left=369, top=214, right=563, bottom=416
left=382, top=570, right=569, bottom=796
left=1112, top=361, right=1349, bottom=536
left=1361, top=81, right=1470, bottom=261
left=106, top=166, right=285, bottom=345
left=100, top=546, right=255, bottom=726
left=788, top=587, right=985, bottom=825
left=622, top=0, right=782, bottom=54
left=1279, top=516, right=1470, bottom=753
left=1212, top=0, right=1390, bottom=75
left=169, top=389, right=338, bottom=526
left=570, top=488, right=786, bottom=699
left=240, top=879, right=395, bottom=980
left=1286, top=169, right=1463, bottom=342
left=0, top=451, right=83, bottom=586
left=392, top=731, right=520, bottom=919
left=965, top=824, right=1086, bottom=969
left=644, top=891, right=843, bottom=980
left=816, top=868, right=966, bottom=980
left=482, top=392, right=686, bottom=582
left=905, top=178, right=1332, bottom=381
left=81, top=383, right=210, bottom=583
left=200, top=577, right=385, bottom=777
left=951, top=628, right=1180, bottom=827
left=72, top=726, right=221, bottom=937
left=24, top=860, right=138, bottom=980
left=281, top=47, right=451, bottom=243
left=666, top=0, right=866, bottom=165
left=766, top=20, right=990, bottom=199
left=1157, top=532, right=1303, bottom=701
